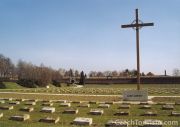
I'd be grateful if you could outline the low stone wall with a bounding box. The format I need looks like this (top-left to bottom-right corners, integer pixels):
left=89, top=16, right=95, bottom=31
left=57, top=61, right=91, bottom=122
left=61, top=76, right=180, bottom=84
left=1, top=76, right=180, bottom=84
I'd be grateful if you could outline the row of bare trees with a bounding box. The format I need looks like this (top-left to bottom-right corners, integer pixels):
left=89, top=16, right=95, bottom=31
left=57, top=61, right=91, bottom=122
left=0, top=54, right=84, bottom=87
left=88, top=69, right=155, bottom=77
left=2, top=54, right=179, bottom=87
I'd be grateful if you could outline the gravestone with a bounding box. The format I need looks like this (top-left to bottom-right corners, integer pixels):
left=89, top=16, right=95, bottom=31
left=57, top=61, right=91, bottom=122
left=9, top=101, right=20, bottom=105
left=39, top=117, right=60, bottom=124
left=156, top=102, right=166, bottom=105
left=4, top=98, right=13, bottom=101
left=105, top=119, right=128, bottom=127
left=20, top=107, right=34, bottom=112
left=114, top=111, right=129, bottom=116
left=43, top=100, right=53, bottom=103
left=41, top=107, right=55, bottom=113
left=60, top=103, right=71, bottom=107
left=166, top=102, right=175, bottom=105
left=162, top=105, right=174, bottom=110
left=98, top=104, right=110, bottom=108
left=143, top=119, right=162, bottom=127
left=16, top=99, right=25, bottom=102
left=90, top=109, right=104, bottom=115
left=105, top=101, right=115, bottom=105
left=141, top=111, right=157, bottom=116
left=73, top=117, right=93, bottom=126
left=89, top=101, right=98, bottom=104
left=0, top=100, right=5, bottom=104
left=25, top=102, right=36, bottom=106
left=42, top=102, right=53, bottom=106
left=140, top=105, right=151, bottom=109
left=139, top=102, right=149, bottom=105
left=79, top=103, right=90, bottom=108
left=0, top=113, right=3, bottom=118
left=10, top=114, right=30, bottom=121
left=118, top=105, right=130, bottom=109
left=171, top=111, right=180, bottom=116
left=27, top=99, right=38, bottom=102
left=57, top=100, right=67, bottom=103
left=63, top=108, right=78, bottom=114
left=175, top=102, right=180, bottom=105
left=99, top=102, right=105, bottom=104
left=72, top=101, right=82, bottom=104
left=0, top=105, right=14, bottom=110
left=121, top=102, right=131, bottom=105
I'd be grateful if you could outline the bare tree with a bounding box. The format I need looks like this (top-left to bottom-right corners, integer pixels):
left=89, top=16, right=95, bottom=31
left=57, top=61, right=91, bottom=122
left=0, top=54, right=14, bottom=78
left=173, top=68, right=180, bottom=76
left=112, top=71, right=118, bottom=77
left=75, top=70, right=80, bottom=77
left=89, top=71, right=97, bottom=77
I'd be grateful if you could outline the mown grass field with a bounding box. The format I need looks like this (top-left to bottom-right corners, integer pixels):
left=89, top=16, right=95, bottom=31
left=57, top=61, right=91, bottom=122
left=1, top=82, right=180, bottom=96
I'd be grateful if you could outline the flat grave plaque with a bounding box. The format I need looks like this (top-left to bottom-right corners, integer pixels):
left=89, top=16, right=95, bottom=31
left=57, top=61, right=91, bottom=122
left=25, top=102, right=36, bottom=106
left=141, top=111, right=157, bottom=116
left=171, top=111, right=180, bottom=116
left=105, top=119, right=128, bottom=127
left=98, top=104, right=110, bottom=108
left=60, top=103, right=71, bottom=107
left=143, top=119, right=162, bottom=127
left=20, top=107, right=34, bottom=112
left=114, top=111, right=129, bottom=116
left=118, top=105, right=130, bottom=109
left=39, top=117, right=59, bottom=124
left=0, top=113, right=3, bottom=118
left=9, top=101, right=20, bottom=105
left=90, top=109, right=104, bottom=115
left=0, top=105, right=14, bottom=110
left=41, top=107, right=55, bottom=113
left=140, top=105, right=151, bottom=109
left=10, top=114, right=30, bottom=121
left=42, top=102, right=53, bottom=106
left=79, top=103, right=90, bottom=108
left=57, top=100, right=67, bottom=103
left=0, top=100, right=5, bottom=104
left=63, top=108, right=78, bottom=114
left=162, top=105, right=174, bottom=110
left=89, top=101, right=98, bottom=104
left=73, top=117, right=93, bottom=126
left=16, top=99, right=25, bottom=102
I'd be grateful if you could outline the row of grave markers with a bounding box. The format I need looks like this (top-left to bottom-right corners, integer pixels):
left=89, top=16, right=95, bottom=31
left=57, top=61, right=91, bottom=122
left=0, top=98, right=180, bottom=126
left=1, top=104, right=180, bottom=116
left=0, top=112, right=171, bottom=127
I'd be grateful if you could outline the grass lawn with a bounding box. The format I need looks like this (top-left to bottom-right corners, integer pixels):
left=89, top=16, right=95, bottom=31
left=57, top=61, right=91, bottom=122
left=0, top=83, right=180, bottom=96
left=0, top=99, right=180, bottom=127
left=0, top=83, right=180, bottom=126
left=0, top=82, right=24, bottom=89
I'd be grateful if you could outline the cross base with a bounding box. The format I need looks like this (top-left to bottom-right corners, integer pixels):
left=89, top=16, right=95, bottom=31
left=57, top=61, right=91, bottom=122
left=122, top=90, right=148, bottom=101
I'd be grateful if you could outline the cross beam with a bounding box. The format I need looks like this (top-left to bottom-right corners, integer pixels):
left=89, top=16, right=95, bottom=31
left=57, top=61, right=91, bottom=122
left=121, top=9, right=154, bottom=90
left=121, top=23, right=154, bottom=28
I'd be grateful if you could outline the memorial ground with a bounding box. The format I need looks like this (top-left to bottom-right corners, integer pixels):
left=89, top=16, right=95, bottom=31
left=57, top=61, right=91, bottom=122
left=0, top=82, right=180, bottom=127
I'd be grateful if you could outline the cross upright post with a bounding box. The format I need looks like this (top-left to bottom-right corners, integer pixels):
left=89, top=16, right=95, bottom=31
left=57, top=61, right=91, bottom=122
left=121, top=9, right=154, bottom=90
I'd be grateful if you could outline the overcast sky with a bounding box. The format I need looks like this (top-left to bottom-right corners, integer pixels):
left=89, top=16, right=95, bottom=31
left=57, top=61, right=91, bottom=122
left=0, top=0, right=180, bottom=75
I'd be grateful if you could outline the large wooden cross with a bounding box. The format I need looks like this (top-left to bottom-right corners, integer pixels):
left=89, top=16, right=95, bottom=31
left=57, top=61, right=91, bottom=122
left=121, top=9, right=154, bottom=90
